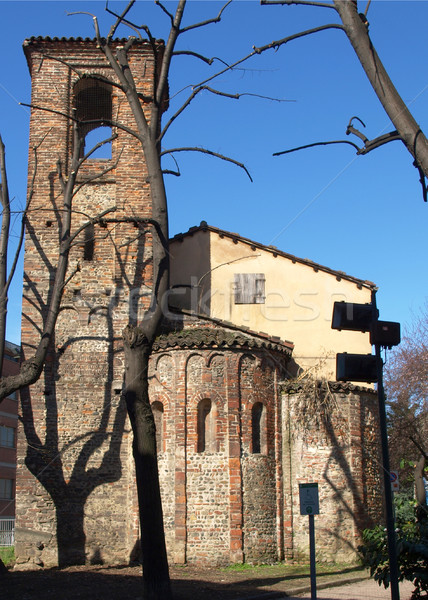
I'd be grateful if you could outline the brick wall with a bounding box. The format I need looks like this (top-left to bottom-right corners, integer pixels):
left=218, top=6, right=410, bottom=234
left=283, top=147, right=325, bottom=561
left=149, top=322, right=289, bottom=566
left=16, top=38, right=159, bottom=568
left=0, top=344, right=20, bottom=519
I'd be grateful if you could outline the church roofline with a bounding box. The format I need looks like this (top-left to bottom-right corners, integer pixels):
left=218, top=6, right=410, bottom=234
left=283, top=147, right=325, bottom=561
left=283, top=379, right=377, bottom=395
left=23, top=36, right=163, bottom=46
left=23, top=36, right=164, bottom=74
left=155, top=308, right=294, bottom=356
left=171, top=222, right=377, bottom=291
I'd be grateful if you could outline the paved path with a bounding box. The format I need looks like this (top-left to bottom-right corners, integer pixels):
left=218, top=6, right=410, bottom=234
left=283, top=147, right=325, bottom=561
left=288, top=578, right=415, bottom=600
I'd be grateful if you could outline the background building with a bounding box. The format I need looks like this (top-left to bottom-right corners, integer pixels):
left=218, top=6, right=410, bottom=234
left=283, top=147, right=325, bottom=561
left=0, top=341, right=20, bottom=546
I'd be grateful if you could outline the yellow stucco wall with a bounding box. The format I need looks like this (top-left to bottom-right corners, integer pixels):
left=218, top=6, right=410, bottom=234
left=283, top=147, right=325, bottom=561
left=170, top=228, right=374, bottom=378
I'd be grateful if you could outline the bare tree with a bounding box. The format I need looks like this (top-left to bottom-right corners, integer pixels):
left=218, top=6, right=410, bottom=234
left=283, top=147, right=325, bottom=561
left=384, top=304, right=428, bottom=512
left=260, top=0, right=428, bottom=201
left=0, top=125, right=119, bottom=400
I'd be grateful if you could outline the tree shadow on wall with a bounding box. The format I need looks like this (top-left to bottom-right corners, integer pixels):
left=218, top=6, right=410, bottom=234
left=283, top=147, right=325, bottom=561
left=320, top=393, right=382, bottom=551
left=20, top=323, right=127, bottom=567
left=20, top=218, right=146, bottom=566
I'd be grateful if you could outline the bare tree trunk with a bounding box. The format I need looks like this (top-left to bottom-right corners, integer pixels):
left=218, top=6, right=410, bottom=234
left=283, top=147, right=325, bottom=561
left=121, top=148, right=171, bottom=597
left=123, top=327, right=172, bottom=600
left=0, top=135, right=11, bottom=366
left=415, top=455, right=427, bottom=522
left=0, top=129, right=84, bottom=401
left=334, top=0, right=428, bottom=177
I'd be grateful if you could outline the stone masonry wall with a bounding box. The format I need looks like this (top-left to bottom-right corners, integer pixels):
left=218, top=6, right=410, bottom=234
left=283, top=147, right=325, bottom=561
left=282, top=387, right=383, bottom=563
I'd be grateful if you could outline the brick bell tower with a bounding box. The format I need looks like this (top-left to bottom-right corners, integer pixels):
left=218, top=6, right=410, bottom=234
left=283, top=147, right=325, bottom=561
left=15, top=37, right=162, bottom=568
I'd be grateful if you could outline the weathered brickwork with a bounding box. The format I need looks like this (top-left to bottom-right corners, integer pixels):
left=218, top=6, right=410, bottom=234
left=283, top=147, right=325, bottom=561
left=282, top=387, right=383, bottom=562
left=16, top=37, right=160, bottom=568
left=148, top=321, right=290, bottom=565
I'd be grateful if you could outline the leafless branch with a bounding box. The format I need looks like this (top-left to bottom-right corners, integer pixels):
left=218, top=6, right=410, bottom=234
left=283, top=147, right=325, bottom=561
left=162, top=153, right=180, bottom=177
left=78, top=133, right=118, bottom=165
left=410, top=436, right=428, bottom=460
left=253, top=23, right=344, bottom=54
left=160, top=146, right=253, bottom=181
left=172, top=50, right=226, bottom=66
left=155, top=0, right=186, bottom=110
left=179, top=0, right=232, bottom=33
left=22, top=104, right=145, bottom=144
left=192, top=22, right=344, bottom=93
left=162, top=169, right=180, bottom=177
left=261, top=0, right=336, bottom=9
left=105, top=2, right=157, bottom=47
left=274, top=118, right=402, bottom=160
left=356, top=131, right=401, bottom=155
left=160, top=85, right=290, bottom=142
left=72, top=146, right=124, bottom=197
left=62, top=263, right=81, bottom=289
left=106, top=0, right=136, bottom=42
left=20, top=102, right=78, bottom=123
left=154, top=0, right=175, bottom=24
left=68, top=207, right=118, bottom=243
left=273, top=139, right=361, bottom=156
left=38, top=53, right=83, bottom=78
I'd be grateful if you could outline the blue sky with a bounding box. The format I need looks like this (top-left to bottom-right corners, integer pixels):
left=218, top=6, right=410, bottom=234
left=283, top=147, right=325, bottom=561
left=0, top=0, right=427, bottom=344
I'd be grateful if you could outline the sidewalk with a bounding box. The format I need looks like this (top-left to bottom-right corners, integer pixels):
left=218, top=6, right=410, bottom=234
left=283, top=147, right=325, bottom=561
left=288, top=577, right=415, bottom=600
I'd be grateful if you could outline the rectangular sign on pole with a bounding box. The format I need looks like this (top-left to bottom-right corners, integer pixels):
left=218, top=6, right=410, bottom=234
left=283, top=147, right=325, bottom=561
left=390, top=470, right=399, bottom=492
left=299, top=483, right=320, bottom=515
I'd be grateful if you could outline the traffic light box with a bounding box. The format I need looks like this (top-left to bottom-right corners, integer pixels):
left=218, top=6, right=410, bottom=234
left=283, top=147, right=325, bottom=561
left=331, top=301, right=400, bottom=383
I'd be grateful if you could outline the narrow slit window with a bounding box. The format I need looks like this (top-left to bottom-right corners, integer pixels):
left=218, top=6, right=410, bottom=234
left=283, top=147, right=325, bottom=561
left=197, top=399, right=215, bottom=453
left=152, top=401, right=164, bottom=452
left=83, top=223, right=95, bottom=261
left=251, top=402, right=265, bottom=454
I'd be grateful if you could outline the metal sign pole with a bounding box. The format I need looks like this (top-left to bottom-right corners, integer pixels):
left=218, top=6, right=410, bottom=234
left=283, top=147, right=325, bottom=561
left=299, top=483, right=319, bottom=600
left=372, top=290, right=400, bottom=600
left=309, top=513, right=317, bottom=600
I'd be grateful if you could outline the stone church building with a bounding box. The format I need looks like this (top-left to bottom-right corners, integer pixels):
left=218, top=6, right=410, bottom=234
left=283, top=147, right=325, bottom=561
left=15, top=37, right=383, bottom=569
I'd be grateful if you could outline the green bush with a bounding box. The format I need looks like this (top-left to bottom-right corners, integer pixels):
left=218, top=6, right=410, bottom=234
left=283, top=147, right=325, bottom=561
left=0, top=546, right=15, bottom=567
left=359, top=494, right=428, bottom=599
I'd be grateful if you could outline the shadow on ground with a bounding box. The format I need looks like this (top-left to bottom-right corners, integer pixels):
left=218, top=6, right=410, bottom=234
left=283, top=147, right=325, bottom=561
left=1, top=564, right=366, bottom=600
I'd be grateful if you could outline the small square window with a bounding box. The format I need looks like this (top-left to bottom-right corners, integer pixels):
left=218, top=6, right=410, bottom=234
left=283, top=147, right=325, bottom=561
left=234, top=273, right=265, bottom=304
left=0, top=425, right=15, bottom=448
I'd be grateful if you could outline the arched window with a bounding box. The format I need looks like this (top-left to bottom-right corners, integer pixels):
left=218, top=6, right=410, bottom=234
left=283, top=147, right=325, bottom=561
left=152, top=401, right=164, bottom=452
left=74, top=78, right=113, bottom=159
left=251, top=402, right=265, bottom=454
left=197, top=399, right=216, bottom=453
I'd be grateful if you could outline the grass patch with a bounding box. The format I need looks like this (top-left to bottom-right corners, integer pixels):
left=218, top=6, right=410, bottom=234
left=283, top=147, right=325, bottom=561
left=0, top=546, right=15, bottom=566
left=222, top=561, right=363, bottom=577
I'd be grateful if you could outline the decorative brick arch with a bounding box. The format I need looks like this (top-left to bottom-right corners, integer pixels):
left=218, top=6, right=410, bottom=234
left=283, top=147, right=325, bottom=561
left=153, top=353, right=175, bottom=392
left=150, top=393, right=169, bottom=454
left=187, top=390, right=224, bottom=454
